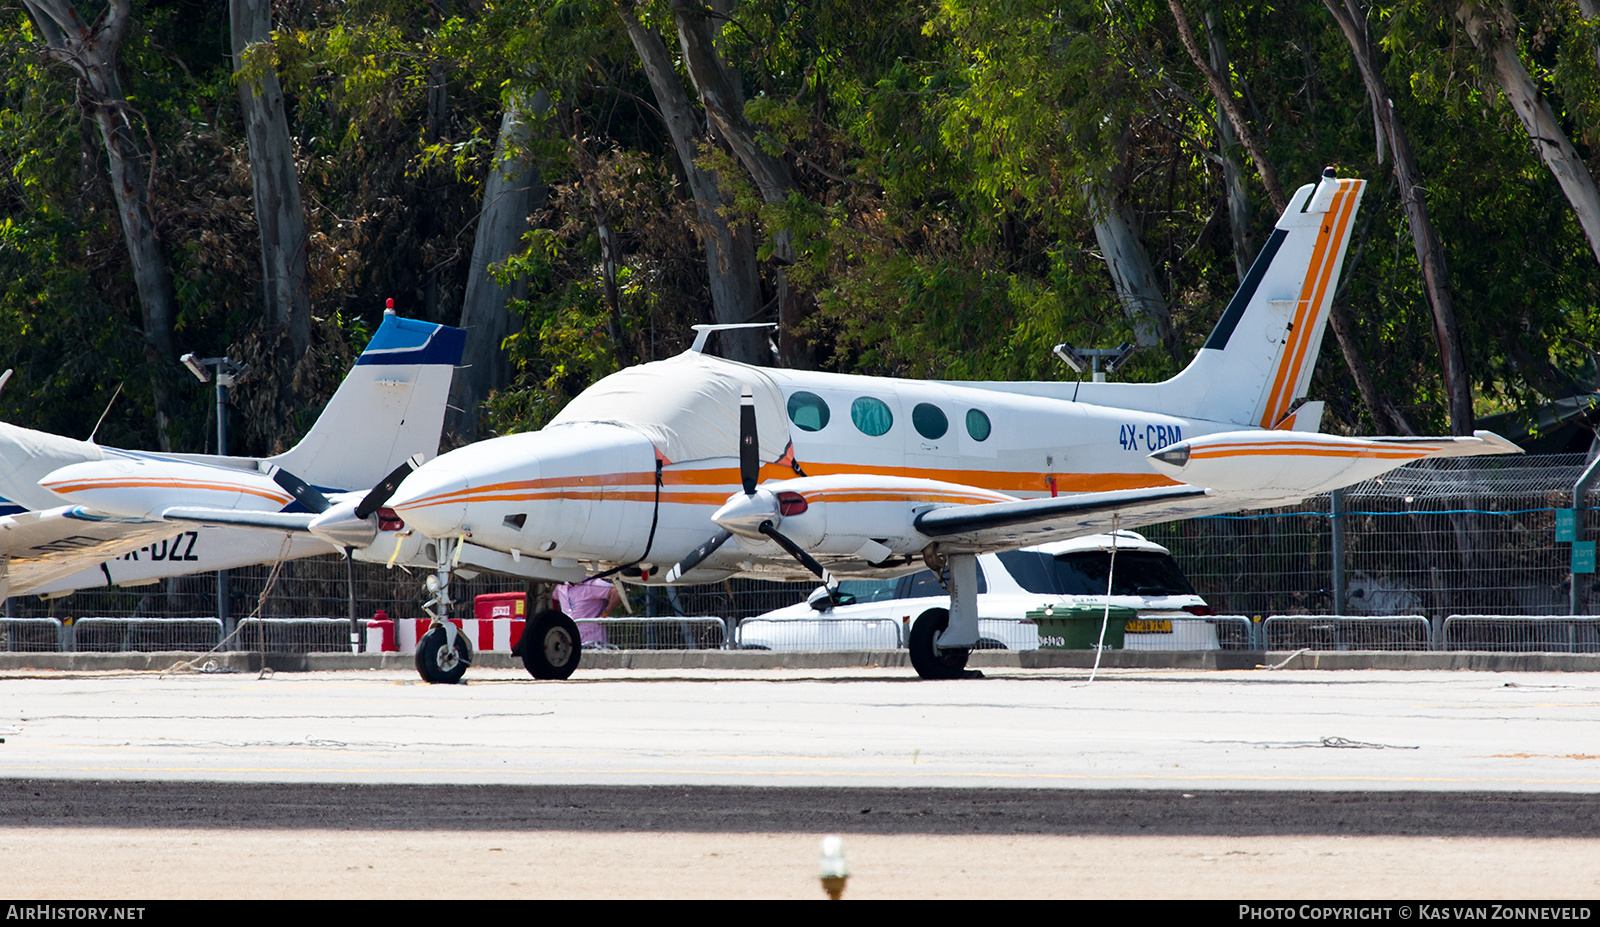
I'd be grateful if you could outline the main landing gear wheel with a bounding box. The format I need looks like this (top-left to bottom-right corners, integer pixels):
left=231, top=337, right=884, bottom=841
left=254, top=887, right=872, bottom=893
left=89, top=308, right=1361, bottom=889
left=522, top=609, right=582, bottom=680
left=909, top=608, right=972, bottom=680
left=415, top=625, right=472, bottom=684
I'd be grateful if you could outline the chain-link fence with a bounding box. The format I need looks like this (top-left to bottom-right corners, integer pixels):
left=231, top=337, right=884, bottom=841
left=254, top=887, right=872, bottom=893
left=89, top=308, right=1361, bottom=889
left=1142, top=453, right=1596, bottom=620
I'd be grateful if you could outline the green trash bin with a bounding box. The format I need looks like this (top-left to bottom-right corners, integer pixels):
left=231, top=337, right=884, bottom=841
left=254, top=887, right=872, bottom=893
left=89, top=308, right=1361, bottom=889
left=1027, top=603, right=1139, bottom=650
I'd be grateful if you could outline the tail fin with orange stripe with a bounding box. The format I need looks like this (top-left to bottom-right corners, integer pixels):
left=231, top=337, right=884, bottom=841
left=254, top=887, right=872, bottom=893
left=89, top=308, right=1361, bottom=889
left=1167, top=168, right=1366, bottom=428
left=1034, top=169, right=1365, bottom=429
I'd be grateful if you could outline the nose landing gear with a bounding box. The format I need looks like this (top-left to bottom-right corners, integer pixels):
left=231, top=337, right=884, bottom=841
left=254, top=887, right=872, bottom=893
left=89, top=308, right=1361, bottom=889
left=414, top=537, right=472, bottom=684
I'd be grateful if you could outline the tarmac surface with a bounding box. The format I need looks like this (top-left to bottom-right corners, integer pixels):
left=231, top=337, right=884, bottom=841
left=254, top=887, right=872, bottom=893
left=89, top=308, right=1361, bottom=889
left=5, top=663, right=1600, bottom=898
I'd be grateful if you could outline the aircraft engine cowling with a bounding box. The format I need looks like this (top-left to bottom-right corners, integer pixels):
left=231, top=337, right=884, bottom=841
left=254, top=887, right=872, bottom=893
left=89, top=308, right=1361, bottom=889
left=753, top=474, right=1017, bottom=559
left=387, top=422, right=659, bottom=562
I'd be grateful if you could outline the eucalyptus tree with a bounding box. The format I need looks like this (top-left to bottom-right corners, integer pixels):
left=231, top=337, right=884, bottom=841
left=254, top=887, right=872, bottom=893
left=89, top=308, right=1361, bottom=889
left=20, top=0, right=179, bottom=447
left=1324, top=0, right=1470, bottom=433
left=231, top=0, right=312, bottom=363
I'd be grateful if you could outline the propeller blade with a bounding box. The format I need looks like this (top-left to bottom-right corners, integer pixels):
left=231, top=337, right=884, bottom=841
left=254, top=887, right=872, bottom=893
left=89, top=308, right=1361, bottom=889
left=356, top=454, right=424, bottom=520
left=663, top=529, right=732, bottom=584
left=269, top=467, right=331, bottom=514
left=739, top=388, right=758, bottom=495
left=757, top=521, right=839, bottom=594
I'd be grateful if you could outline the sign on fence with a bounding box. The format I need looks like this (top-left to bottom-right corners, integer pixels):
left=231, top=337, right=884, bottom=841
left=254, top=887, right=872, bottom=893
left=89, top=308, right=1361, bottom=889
left=1575, top=541, right=1596, bottom=575
left=1557, top=508, right=1578, bottom=542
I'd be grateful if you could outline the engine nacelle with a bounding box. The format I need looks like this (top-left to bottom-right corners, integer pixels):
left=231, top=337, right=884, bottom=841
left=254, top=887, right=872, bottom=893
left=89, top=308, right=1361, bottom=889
left=756, top=474, right=1016, bottom=559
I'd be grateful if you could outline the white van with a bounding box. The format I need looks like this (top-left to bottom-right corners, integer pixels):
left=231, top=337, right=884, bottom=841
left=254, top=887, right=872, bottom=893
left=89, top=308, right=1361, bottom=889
left=736, top=531, right=1217, bottom=651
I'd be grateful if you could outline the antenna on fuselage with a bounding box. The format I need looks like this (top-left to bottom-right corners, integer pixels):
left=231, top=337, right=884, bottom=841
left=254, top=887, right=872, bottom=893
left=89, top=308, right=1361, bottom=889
left=86, top=381, right=123, bottom=444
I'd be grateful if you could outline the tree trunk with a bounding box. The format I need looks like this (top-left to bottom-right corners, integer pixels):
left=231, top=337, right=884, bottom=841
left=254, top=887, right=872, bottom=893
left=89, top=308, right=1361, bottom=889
left=668, top=0, right=806, bottom=366
left=1328, top=300, right=1416, bottom=435
left=1328, top=0, right=1474, bottom=434
left=1204, top=8, right=1255, bottom=278
left=1086, top=186, right=1172, bottom=350
left=448, top=90, right=550, bottom=440
left=230, top=0, right=311, bottom=362
left=619, top=6, right=767, bottom=366
left=23, top=0, right=178, bottom=449
left=1168, top=0, right=1286, bottom=213
left=1458, top=1, right=1600, bottom=266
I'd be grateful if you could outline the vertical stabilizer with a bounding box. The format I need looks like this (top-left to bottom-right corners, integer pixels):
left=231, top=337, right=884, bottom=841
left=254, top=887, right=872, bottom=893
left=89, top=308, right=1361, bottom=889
left=1001, top=170, right=1366, bottom=425
left=1163, top=169, right=1366, bottom=427
left=266, top=311, right=465, bottom=490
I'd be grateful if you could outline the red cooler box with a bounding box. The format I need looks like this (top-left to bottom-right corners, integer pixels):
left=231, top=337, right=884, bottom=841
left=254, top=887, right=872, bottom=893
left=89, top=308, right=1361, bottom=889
left=476, top=592, right=526, bottom=621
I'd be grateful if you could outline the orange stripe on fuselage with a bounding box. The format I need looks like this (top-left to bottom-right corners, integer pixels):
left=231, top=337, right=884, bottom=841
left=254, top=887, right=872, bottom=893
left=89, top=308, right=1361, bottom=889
left=40, top=478, right=293, bottom=505
left=798, top=462, right=1176, bottom=494
left=395, top=462, right=1174, bottom=510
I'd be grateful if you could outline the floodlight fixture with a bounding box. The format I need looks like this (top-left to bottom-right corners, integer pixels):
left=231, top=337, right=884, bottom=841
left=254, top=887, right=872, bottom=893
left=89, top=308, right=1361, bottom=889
left=181, top=353, right=212, bottom=383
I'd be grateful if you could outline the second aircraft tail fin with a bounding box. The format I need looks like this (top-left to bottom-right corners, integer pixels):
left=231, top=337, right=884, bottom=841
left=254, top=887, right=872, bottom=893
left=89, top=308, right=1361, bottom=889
left=266, top=309, right=465, bottom=491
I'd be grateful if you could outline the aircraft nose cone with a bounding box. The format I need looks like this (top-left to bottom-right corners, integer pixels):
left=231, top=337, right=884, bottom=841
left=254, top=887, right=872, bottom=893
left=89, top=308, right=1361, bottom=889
left=387, top=469, right=470, bottom=537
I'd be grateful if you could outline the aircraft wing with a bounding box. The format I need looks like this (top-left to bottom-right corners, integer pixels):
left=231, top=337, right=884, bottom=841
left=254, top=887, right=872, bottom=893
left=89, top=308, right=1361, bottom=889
left=0, top=507, right=189, bottom=596
left=908, top=484, right=1288, bottom=553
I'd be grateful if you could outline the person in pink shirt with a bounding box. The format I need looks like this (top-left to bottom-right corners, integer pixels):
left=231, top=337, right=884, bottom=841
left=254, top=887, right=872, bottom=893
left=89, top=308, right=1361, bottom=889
left=554, top=577, right=624, bottom=648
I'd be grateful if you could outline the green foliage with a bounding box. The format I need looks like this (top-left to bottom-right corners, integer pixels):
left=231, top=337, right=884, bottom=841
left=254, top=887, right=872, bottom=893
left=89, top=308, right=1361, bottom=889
left=2, top=0, right=1600, bottom=452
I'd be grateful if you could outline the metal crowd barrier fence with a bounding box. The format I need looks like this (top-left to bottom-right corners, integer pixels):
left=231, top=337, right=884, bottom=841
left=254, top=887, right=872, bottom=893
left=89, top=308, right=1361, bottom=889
left=30, top=613, right=1600, bottom=656
left=232, top=618, right=358, bottom=654
left=1442, top=615, right=1600, bottom=653
left=734, top=617, right=904, bottom=651
left=1262, top=615, right=1432, bottom=651
left=577, top=617, right=726, bottom=651
left=71, top=617, right=224, bottom=653
left=1211, top=616, right=1257, bottom=650
left=730, top=615, right=1258, bottom=652
left=1, top=618, right=63, bottom=652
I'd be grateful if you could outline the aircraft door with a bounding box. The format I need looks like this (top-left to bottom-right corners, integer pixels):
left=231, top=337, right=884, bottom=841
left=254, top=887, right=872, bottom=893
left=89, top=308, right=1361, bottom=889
left=900, top=385, right=960, bottom=472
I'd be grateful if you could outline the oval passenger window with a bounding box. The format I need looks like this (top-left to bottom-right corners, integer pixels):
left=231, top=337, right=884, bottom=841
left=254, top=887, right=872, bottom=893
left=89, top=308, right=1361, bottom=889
left=787, top=391, right=831, bottom=432
left=912, top=403, right=948, bottom=439
left=966, top=409, right=992, bottom=442
left=850, top=397, right=894, bottom=436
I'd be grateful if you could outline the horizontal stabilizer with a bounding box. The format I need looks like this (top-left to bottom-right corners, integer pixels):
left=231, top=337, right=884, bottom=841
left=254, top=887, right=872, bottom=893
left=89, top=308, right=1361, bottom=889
left=914, top=485, right=1209, bottom=537
left=1146, top=429, right=1523, bottom=495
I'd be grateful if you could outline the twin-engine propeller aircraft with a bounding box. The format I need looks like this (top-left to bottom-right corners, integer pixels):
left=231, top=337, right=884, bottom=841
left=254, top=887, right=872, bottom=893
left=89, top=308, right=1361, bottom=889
left=52, top=170, right=1519, bottom=682
left=16, top=307, right=463, bottom=599
left=362, top=169, right=1519, bottom=681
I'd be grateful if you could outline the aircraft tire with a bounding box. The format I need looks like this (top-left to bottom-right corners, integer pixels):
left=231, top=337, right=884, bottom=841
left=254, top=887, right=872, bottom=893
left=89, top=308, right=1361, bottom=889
left=522, top=609, right=582, bottom=680
left=415, top=625, right=471, bottom=684
left=908, top=608, right=970, bottom=680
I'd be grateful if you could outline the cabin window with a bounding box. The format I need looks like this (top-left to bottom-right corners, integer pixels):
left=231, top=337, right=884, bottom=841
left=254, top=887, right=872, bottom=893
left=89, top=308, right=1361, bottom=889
left=850, top=397, right=894, bottom=436
left=912, top=403, right=948, bottom=440
left=787, top=391, right=831, bottom=432
left=966, top=409, right=992, bottom=442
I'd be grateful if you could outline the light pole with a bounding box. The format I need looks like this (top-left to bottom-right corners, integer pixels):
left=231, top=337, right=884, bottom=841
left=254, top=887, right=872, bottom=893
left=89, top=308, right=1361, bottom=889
left=180, top=353, right=247, bottom=632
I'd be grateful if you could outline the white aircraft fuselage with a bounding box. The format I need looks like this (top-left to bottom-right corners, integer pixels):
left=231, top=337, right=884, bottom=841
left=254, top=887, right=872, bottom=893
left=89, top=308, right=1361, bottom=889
left=385, top=173, right=1516, bottom=591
